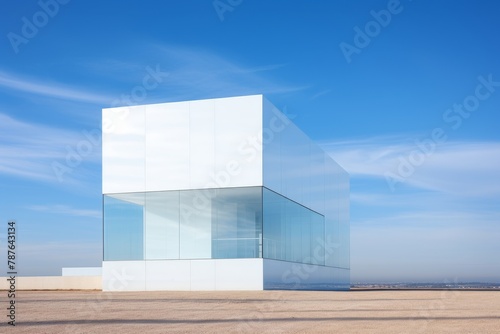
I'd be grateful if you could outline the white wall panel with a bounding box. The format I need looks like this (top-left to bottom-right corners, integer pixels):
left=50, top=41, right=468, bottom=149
left=214, top=95, right=263, bottom=188
left=215, top=259, right=263, bottom=290
left=102, top=261, right=145, bottom=291
left=145, top=260, right=191, bottom=291
left=190, top=260, right=216, bottom=290
left=189, top=99, right=216, bottom=189
left=104, top=96, right=265, bottom=193
left=102, top=106, right=145, bottom=194
left=145, top=102, right=190, bottom=191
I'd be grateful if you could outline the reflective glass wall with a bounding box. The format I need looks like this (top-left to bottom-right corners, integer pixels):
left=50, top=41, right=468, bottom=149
left=262, top=97, right=350, bottom=271
left=262, top=188, right=325, bottom=265
left=104, top=186, right=335, bottom=266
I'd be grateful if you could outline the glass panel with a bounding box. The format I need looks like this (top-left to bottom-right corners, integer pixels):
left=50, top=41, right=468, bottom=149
left=212, top=187, right=262, bottom=259
left=289, top=202, right=302, bottom=262
left=324, top=156, right=342, bottom=268
left=179, top=189, right=213, bottom=259
left=263, top=189, right=284, bottom=261
left=301, top=211, right=311, bottom=263
left=144, top=191, right=179, bottom=260
left=102, top=106, right=145, bottom=194
left=263, top=188, right=324, bottom=265
left=103, top=194, right=144, bottom=261
left=311, top=213, right=325, bottom=266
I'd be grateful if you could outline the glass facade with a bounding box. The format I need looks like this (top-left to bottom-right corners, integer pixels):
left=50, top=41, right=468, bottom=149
left=104, top=186, right=345, bottom=269
left=262, top=188, right=325, bottom=265
left=104, top=187, right=263, bottom=261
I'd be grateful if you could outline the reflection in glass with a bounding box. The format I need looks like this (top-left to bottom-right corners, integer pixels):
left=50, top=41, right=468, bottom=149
left=263, top=188, right=325, bottom=265
left=103, top=186, right=337, bottom=267
left=104, top=195, right=144, bottom=261
left=212, top=187, right=262, bottom=259
left=104, top=187, right=264, bottom=261
left=180, top=189, right=213, bottom=259
left=145, top=191, right=179, bottom=259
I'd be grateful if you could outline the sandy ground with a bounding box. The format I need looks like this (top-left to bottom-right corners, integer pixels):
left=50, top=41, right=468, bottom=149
left=3, top=290, right=499, bottom=333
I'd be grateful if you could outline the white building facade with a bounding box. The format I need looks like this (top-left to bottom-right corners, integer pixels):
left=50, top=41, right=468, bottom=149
left=102, top=95, right=349, bottom=291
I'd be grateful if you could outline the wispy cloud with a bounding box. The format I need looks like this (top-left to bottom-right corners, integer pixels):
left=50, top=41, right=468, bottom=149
left=0, top=70, right=110, bottom=104
left=0, top=113, right=100, bottom=184
left=232, top=63, right=288, bottom=74
left=327, top=136, right=500, bottom=281
left=322, top=136, right=500, bottom=197
left=311, top=89, right=332, bottom=100
left=27, top=204, right=101, bottom=219
left=143, top=44, right=308, bottom=101
left=2, top=44, right=304, bottom=110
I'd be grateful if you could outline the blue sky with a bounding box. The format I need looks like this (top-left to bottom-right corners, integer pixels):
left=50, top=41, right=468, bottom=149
left=1, top=0, right=499, bottom=283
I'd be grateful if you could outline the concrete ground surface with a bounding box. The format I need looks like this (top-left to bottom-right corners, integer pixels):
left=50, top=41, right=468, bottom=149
left=3, top=290, right=499, bottom=333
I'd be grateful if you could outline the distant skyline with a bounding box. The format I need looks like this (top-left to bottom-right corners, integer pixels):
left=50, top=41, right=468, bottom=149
left=0, top=0, right=499, bottom=283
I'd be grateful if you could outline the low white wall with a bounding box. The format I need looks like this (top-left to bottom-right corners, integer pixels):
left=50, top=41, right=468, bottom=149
left=62, top=267, right=102, bottom=276
left=0, top=276, right=102, bottom=290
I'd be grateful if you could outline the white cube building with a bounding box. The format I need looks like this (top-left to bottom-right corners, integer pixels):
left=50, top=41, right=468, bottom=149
left=102, top=95, right=349, bottom=291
